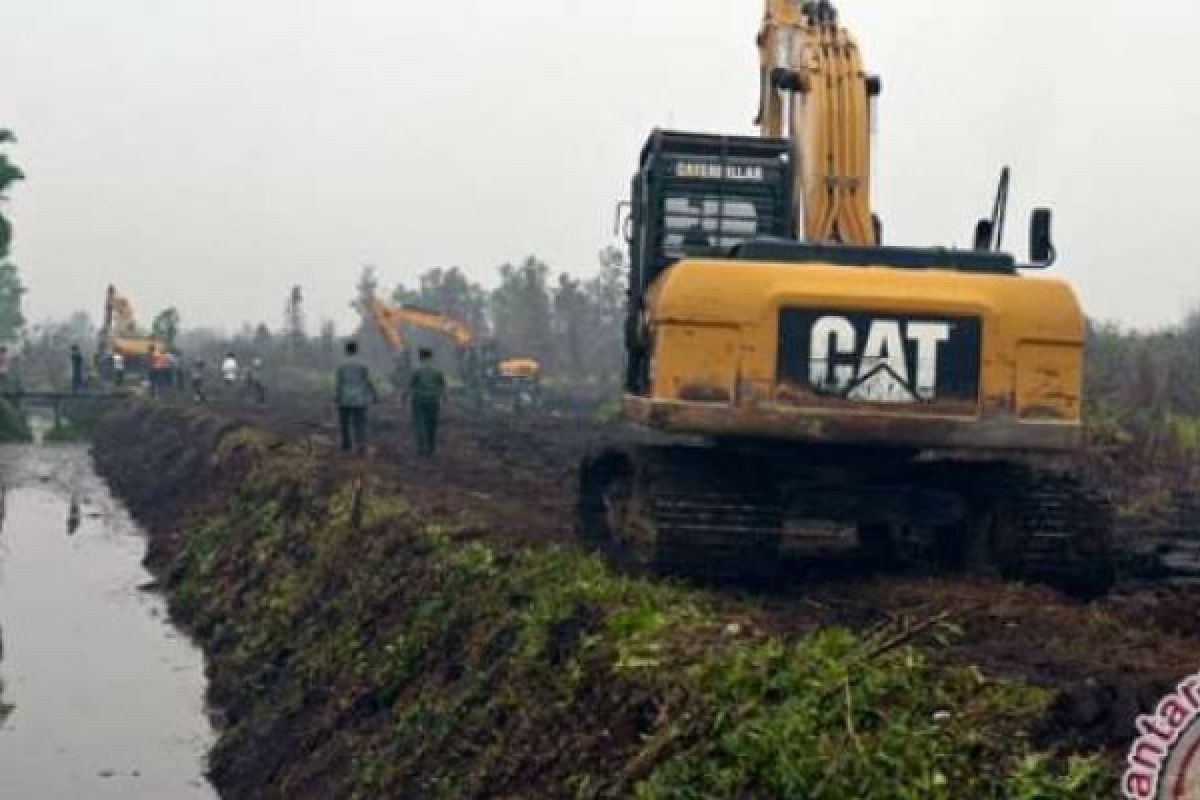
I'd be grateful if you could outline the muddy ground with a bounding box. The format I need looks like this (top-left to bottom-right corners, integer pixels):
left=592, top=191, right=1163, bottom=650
left=188, top=391, right=1200, bottom=759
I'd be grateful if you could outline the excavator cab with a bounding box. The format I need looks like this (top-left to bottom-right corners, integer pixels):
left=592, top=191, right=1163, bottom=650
left=629, top=131, right=792, bottom=289
left=626, top=131, right=792, bottom=391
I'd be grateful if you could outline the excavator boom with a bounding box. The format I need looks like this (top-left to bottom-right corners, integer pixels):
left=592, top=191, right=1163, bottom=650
left=361, top=296, right=477, bottom=353
left=758, top=0, right=877, bottom=245
left=388, top=305, right=475, bottom=349
left=363, top=296, right=410, bottom=353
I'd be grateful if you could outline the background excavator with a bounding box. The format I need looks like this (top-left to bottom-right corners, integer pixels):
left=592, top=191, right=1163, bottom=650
left=579, top=0, right=1114, bottom=594
left=97, top=285, right=168, bottom=376
left=361, top=295, right=543, bottom=410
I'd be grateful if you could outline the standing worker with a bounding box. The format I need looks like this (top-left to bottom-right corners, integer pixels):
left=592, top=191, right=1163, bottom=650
left=190, top=359, right=208, bottom=403
left=111, top=351, right=125, bottom=387
left=335, top=340, right=377, bottom=455
left=147, top=345, right=169, bottom=396
left=166, top=350, right=182, bottom=393
left=70, top=344, right=85, bottom=394
left=245, top=357, right=266, bottom=404
left=405, top=348, right=447, bottom=458
left=220, top=352, right=239, bottom=390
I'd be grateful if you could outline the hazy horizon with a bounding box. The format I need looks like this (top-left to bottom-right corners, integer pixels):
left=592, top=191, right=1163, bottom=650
left=4, top=0, right=1199, bottom=335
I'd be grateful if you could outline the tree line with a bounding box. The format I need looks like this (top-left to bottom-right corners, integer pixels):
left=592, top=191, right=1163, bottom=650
left=1087, top=316, right=1200, bottom=466
left=0, top=129, right=24, bottom=342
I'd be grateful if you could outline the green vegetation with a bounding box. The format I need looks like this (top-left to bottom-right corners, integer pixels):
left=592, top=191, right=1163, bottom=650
left=38, top=398, right=109, bottom=443
left=1088, top=317, right=1200, bottom=461
left=128, top=409, right=1111, bottom=798
left=151, top=307, right=181, bottom=349
left=1087, top=318, right=1200, bottom=523
left=0, top=130, right=25, bottom=342
left=0, top=397, right=31, bottom=442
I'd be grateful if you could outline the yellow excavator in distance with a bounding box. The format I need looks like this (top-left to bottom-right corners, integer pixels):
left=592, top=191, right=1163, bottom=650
left=98, top=285, right=169, bottom=374
left=361, top=295, right=543, bottom=410
left=579, top=0, right=1113, bottom=594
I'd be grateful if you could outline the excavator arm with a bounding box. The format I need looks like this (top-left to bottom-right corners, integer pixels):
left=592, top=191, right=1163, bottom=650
left=758, top=0, right=878, bottom=245
left=103, top=285, right=140, bottom=338
left=363, top=296, right=410, bottom=353
left=362, top=297, right=475, bottom=352
left=387, top=306, right=475, bottom=349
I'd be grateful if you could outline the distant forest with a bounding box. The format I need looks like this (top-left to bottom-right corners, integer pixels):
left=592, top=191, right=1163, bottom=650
left=1087, top=316, right=1200, bottom=468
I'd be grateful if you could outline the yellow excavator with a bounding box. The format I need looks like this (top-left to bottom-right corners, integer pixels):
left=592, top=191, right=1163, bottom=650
left=361, top=295, right=543, bottom=409
left=98, top=285, right=168, bottom=373
left=579, top=0, right=1113, bottom=594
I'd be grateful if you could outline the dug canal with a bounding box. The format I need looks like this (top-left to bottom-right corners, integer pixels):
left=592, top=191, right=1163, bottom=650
left=0, top=441, right=215, bottom=799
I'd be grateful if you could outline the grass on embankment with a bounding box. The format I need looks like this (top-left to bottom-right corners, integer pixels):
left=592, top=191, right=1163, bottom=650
left=95, top=404, right=1111, bottom=799
left=42, top=397, right=111, bottom=442
left=0, top=397, right=31, bottom=442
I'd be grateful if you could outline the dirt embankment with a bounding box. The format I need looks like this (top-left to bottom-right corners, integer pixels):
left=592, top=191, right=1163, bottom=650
left=91, top=401, right=1200, bottom=798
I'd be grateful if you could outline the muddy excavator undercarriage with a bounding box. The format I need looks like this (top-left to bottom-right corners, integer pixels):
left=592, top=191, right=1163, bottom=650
left=581, top=444, right=1114, bottom=593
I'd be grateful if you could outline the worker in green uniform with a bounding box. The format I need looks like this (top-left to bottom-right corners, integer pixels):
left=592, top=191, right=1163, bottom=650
left=405, top=348, right=447, bottom=458
left=335, top=340, right=378, bottom=455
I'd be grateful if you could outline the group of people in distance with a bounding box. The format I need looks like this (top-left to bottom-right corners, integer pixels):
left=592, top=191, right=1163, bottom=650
left=5, top=336, right=446, bottom=460
left=62, top=344, right=267, bottom=404
left=173, top=350, right=265, bottom=403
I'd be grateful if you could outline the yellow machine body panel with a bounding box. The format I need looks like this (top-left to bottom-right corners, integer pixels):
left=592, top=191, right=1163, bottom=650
left=108, top=335, right=168, bottom=358
left=498, top=357, right=541, bottom=379
left=625, top=258, right=1084, bottom=453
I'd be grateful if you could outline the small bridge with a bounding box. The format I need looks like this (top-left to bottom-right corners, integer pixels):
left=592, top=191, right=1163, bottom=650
left=3, top=391, right=124, bottom=428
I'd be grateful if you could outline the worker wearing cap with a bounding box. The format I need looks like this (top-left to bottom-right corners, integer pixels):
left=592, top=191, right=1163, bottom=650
left=405, top=348, right=447, bottom=458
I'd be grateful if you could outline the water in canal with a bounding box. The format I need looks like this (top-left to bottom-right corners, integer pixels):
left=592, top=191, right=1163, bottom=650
left=0, top=442, right=216, bottom=799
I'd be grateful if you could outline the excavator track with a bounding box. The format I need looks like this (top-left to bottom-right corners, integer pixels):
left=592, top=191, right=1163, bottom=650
left=580, top=445, right=1118, bottom=595
left=579, top=446, right=783, bottom=582
left=991, top=468, right=1116, bottom=597
left=1119, top=488, right=1200, bottom=586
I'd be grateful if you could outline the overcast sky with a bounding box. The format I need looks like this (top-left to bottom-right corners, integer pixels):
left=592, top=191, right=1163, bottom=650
left=3, top=0, right=1198, bottom=333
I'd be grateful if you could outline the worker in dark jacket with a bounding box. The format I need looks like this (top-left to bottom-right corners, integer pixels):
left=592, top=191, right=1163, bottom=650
left=69, top=345, right=85, bottom=394
left=335, top=340, right=378, bottom=455
left=404, top=348, right=447, bottom=457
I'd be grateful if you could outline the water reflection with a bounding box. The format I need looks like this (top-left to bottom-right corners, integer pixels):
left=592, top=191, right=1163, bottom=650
left=66, top=495, right=81, bottom=536
left=0, top=443, right=216, bottom=799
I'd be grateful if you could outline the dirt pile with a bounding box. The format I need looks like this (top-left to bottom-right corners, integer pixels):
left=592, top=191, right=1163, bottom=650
left=91, top=402, right=1129, bottom=798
